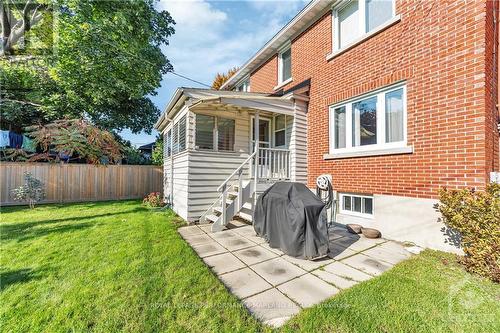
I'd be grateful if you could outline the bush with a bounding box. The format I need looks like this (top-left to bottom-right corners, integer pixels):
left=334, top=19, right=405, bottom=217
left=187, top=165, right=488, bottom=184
left=143, top=192, right=164, bottom=208
left=11, top=172, right=46, bottom=209
left=437, top=183, right=500, bottom=282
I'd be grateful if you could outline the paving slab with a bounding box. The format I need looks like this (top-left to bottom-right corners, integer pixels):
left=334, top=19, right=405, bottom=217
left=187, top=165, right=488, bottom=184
left=197, top=224, right=213, bottom=233
left=259, top=242, right=284, bottom=255
left=331, top=236, right=361, bottom=249
left=232, top=226, right=267, bottom=244
left=178, top=225, right=204, bottom=238
left=341, top=253, right=393, bottom=276
left=209, top=230, right=240, bottom=241
left=347, top=237, right=386, bottom=252
left=328, top=244, right=358, bottom=260
left=251, top=257, right=307, bottom=286
left=233, top=245, right=278, bottom=266
left=377, top=241, right=413, bottom=256
left=277, top=274, right=339, bottom=308
left=312, top=269, right=359, bottom=289
left=203, top=252, right=245, bottom=275
left=323, top=261, right=373, bottom=282
left=191, top=241, right=227, bottom=258
left=282, top=255, right=334, bottom=272
left=219, top=267, right=272, bottom=299
left=183, top=233, right=214, bottom=246
left=362, top=246, right=410, bottom=265
left=215, top=235, right=256, bottom=251
left=243, top=288, right=300, bottom=328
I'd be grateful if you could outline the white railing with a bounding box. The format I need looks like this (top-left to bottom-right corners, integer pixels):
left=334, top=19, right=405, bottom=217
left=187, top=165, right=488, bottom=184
left=255, top=147, right=290, bottom=181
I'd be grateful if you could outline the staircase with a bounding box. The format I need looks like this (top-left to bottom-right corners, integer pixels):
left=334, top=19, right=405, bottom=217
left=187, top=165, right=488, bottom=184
left=199, top=148, right=290, bottom=232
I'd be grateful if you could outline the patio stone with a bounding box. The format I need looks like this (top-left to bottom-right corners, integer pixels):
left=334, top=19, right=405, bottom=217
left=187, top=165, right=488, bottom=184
left=323, top=261, right=372, bottom=282
left=197, top=224, right=213, bottom=233
left=227, top=220, right=248, bottom=228
left=259, top=242, right=284, bottom=255
left=331, top=236, right=360, bottom=249
left=377, top=241, right=413, bottom=256
left=251, top=257, right=306, bottom=286
left=233, top=245, right=278, bottom=266
left=233, top=226, right=267, bottom=244
left=312, top=270, right=359, bottom=289
left=183, top=233, right=214, bottom=246
left=243, top=288, right=300, bottom=328
left=347, top=237, right=386, bottom=252
left=191, top=241, right=227, bottom=258
left=341, top=253, right=393, bottom=276
left=282, top=255, right=333, bottom=272
left=328, top=244, right=357, bottom=260
left=362, top=246, right=411, bottom=265
left=178, top=225, right=204, bottom=238
left=219, top=267, right=272, bottom=299
left=203, top=252, right=245, bottom=275
left=277, top=274, right=339, bottom=308
left=215, top=235, right=256, bottom=251
left=209, top=230, right=239, bottom=240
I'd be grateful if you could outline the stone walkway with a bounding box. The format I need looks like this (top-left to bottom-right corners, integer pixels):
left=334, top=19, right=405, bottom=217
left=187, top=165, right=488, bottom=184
left=179, top=222, right=417, bottom=327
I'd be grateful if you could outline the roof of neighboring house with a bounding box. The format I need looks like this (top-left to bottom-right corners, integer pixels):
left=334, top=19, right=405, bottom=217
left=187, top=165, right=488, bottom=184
left=138, top=142, right=155, bottom=151
left=220, top=0, right=333, bottom=90
left=154, top=88, right=305, bottom=131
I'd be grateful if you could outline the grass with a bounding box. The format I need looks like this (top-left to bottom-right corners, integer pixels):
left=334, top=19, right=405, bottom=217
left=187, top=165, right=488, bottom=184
left=1, top=200, right=499, bottom=332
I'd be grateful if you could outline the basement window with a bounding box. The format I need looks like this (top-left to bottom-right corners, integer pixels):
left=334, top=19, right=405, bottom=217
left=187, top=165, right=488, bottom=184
left=340, top=193, right=373, bottom=217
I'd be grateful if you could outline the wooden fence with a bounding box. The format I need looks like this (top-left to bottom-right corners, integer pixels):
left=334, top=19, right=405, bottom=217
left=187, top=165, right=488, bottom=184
left=0, top=163, right=163, bottom=206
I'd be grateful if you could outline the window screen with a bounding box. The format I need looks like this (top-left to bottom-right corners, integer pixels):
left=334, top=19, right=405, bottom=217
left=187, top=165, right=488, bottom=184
left=195, top=114, right=215, bottom=150
left=172, top=122, right=179, bottom=154
left=338, top=0, right=360, bottom=49
left=178, top=116, right=186, bottom=152
left=280, top=48, right=291, bottom=82
left=274, top=115, right=286, bottom=147
left=366, top=0, right=393, bottom=32
left=217, top=118, right=235, bottom=151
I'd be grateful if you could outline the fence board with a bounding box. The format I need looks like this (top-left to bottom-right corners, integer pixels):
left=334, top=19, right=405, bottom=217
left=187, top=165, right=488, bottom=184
left=0, top=163, right=163, bottom=206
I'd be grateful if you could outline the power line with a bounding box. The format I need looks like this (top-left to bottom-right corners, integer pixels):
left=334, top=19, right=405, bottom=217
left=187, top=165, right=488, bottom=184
left=169, top=71, right=212, bottom=88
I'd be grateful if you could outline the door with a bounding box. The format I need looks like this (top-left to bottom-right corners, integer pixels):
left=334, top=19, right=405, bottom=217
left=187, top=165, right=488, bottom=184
left=251, top=117, right=271, bottom=178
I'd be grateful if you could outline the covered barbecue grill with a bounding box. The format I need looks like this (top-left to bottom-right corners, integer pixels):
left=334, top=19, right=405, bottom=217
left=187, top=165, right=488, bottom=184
left=253, top=182, right=329, bottom=260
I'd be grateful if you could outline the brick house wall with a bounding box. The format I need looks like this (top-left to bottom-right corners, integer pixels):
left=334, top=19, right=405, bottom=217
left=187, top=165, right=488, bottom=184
left=249, top=0, right=499, bottom=199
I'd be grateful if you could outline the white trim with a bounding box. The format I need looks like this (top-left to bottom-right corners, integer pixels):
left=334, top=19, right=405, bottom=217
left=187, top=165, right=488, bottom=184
left=339, top=193, right=374, bottom=218
left=277, top=45, right=292, bottom=85
left=273, top=77, right=293, bottom=91
left=250, top=116, right=272, bottom=148
left=328, top=82, right=408, bottom=157
left=327, top=15, right=401, bottom=61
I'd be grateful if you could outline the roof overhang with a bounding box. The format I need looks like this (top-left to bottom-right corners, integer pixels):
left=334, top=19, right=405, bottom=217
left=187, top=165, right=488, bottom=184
left=220, top=0, right=334, bottom=90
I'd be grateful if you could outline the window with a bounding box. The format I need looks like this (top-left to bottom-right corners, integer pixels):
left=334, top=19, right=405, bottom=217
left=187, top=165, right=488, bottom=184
left=165, top=129, right=172, bottom=157
left=278, top=46, right=292, bottom=84
left=195, top=114, right=235, bottom=151
left=333, top=0, right=395, bottom=51
left=329, top=83, right=406, bottom=154
left=274, top=115, right=286, bottom=147
left=235, top=78, right=250, bottom=92
left=341, top=193, right=373, bottom=216
left=170, top=115, right=187, bottom=155
left=217, top=118, right=235, bottom=151
left=195, top=114, right=214, bottom=150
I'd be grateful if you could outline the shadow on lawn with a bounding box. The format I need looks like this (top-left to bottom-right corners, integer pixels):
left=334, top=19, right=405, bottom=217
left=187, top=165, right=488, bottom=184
left=0, top=268, right=42, bottom=291
left=0, top=207, right=146, bottom=242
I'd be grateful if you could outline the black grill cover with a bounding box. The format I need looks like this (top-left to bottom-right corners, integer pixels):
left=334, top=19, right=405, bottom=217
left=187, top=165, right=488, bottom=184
left=253, top=182, right=329, bottom=260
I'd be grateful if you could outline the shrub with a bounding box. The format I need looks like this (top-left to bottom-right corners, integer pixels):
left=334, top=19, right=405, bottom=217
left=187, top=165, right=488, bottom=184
left=11, top=172, right=46, bottom=209
left=437, top=183, right=500, bottom=282
left=143, top=192, right=164, bottom=208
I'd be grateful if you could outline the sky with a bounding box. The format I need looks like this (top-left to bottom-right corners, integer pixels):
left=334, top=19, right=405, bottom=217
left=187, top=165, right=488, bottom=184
left=120, top=0, right=309, bottom=147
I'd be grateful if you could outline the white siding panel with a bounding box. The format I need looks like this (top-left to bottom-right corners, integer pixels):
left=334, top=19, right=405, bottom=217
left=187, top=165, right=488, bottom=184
left=290, top=99, right=308, bottom=184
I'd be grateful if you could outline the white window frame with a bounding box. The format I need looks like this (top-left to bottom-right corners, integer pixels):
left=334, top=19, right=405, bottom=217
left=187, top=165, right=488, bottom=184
left=273, top=114, right=287, bottom=148
left=277, top=44, right=292, bottom=85
left=339, top=193, right=374, bottom=218
left=328, top=82, right=407, bottom=155
left=194, top=114, right=235, bottom=152
left=332, top=0, right=396, bottom=52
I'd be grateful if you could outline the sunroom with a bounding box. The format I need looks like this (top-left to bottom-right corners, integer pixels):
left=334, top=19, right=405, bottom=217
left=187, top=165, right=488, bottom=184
left=154, top=88, right=308, bottom=222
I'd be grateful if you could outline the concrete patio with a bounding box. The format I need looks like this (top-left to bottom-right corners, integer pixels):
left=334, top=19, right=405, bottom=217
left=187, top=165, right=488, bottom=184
left=179, top=222, right=417, bottom=327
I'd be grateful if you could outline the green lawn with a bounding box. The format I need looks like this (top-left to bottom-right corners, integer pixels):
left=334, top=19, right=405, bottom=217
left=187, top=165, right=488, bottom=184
left=1, top=201, right=499, bottom=332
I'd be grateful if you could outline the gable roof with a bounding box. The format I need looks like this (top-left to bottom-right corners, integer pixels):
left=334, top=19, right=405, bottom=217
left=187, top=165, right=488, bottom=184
left=220, top=0, right=333, bottom=90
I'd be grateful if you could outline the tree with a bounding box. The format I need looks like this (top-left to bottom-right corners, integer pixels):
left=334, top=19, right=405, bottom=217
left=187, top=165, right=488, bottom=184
left=25, top=119, right=123, bottom=164
left=211, top=67, right=239, bottom=90
left=11, top=172, right=45, bottom=209
left=151, top=139, right=163, bottom=166
left=1, top=0, right=175, bottom=133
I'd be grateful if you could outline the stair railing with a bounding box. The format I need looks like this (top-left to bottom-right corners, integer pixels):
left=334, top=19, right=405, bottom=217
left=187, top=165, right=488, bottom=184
left=215, top=151, right=257, bottom=226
